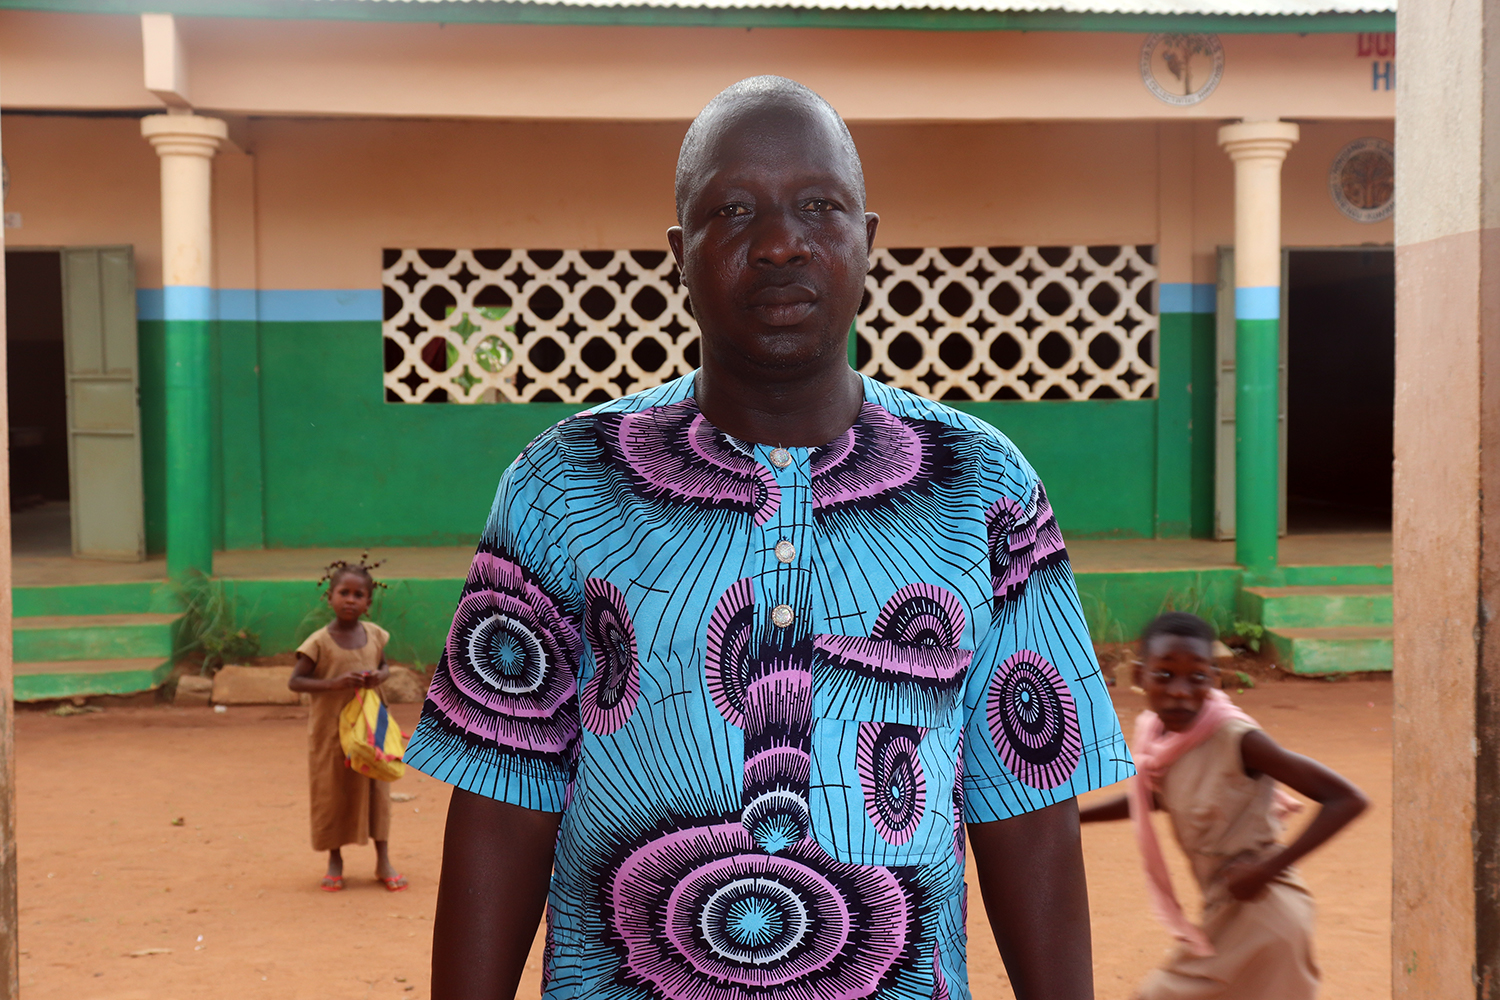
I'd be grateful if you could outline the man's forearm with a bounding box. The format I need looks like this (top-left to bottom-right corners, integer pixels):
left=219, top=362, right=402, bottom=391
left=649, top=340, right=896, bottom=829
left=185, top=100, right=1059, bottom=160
left=968, top=798, right=1093, bottom=1000
left=432, top=789, right=562, bottom=1000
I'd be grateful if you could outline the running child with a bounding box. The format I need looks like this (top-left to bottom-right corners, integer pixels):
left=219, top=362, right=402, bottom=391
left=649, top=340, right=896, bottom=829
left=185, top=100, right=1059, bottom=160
left=1080, top=611, right=1368, bottom=999
left=288, top=557, right=407, bottom=893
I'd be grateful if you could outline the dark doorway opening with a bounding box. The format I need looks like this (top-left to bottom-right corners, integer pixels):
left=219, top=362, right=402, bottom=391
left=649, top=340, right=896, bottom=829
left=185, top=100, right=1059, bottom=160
left=1286, top=248, right=1394, bottom=533
left=5, top=250, right=72, bottom=556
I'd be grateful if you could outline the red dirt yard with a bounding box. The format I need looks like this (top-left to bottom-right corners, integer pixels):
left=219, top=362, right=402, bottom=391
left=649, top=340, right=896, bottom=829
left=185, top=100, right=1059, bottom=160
left=18, top=680, right=1391, bottom=1000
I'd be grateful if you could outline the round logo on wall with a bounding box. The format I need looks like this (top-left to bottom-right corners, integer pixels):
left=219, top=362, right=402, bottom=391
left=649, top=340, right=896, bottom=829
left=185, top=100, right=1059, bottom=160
left=1329, top=137, right=1394, bottom=223
left=1139, top=33, right=1224, bottom=106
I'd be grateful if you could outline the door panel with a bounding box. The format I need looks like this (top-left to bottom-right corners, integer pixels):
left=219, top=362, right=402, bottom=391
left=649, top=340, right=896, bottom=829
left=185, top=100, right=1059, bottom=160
left=61, top=247, right=144, bottom=561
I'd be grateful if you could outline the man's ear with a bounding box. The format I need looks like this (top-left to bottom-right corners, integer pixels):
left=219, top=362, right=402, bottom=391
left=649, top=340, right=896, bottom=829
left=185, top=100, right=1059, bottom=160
left=864, top=212, right=879, bottom=256
left=667, top=227, right=686, bottom=271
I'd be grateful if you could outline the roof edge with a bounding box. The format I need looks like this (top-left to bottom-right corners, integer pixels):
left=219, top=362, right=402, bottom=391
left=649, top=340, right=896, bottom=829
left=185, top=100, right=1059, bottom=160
left=0, top=0, right=1396, bottom=32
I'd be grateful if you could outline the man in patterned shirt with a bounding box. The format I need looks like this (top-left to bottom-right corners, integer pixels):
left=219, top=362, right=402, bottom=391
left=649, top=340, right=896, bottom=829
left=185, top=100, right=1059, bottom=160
left=407, top=76, right=1131, bottom=1000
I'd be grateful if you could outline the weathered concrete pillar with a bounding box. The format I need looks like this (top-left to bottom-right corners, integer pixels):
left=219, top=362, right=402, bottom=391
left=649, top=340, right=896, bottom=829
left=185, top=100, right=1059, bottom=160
left=1392, top=1, right=1500, bottom=995
left=1217, top=120, right=1298, bottom=579
left=0, top=91, right=20, bottom=1000
left=141, top=113, right=225, bottom=580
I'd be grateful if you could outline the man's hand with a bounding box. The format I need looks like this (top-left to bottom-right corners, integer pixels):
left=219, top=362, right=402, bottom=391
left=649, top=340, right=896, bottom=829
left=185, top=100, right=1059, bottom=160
left=432, top=789, right=562, bottom=1000
left=967, top=798, right=1093, bottom=1000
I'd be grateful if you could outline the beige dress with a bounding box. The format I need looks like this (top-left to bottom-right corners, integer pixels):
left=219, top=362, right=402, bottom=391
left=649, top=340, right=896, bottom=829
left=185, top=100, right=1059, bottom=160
left=1139, top=718, right=1320, bottom=1000
left=297, top=622, right=392, bottom=852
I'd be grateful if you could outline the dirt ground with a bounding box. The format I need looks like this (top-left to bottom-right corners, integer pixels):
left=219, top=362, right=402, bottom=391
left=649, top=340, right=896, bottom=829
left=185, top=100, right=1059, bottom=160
left=18, top=677, right=1391, bottom=1000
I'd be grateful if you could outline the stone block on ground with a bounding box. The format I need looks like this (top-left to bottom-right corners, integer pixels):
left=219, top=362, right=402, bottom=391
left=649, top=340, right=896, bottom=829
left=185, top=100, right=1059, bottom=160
left=381, top=666, right=428, bottom=704
left=211, top=665, right=300, bottom=705
left=174, top=674, right=213, bottom=707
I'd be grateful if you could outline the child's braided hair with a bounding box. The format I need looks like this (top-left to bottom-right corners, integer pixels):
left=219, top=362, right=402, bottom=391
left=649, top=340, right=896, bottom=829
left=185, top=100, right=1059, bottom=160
left=318, top=552, right=388, bottom=593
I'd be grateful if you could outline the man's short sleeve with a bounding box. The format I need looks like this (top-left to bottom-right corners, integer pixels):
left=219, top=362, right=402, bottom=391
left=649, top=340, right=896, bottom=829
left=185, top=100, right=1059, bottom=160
left=405, top=444, right=584, bottom=812
left=960, top=471, right=1133, bottom=823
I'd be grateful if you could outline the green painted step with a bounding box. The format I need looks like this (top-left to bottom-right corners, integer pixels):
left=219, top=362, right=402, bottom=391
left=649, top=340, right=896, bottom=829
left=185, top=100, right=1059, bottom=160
left=15, top=582, right=177, bottom=618
left=1266, top=626, right=1393, bottom=675
left=14, top=613, right=179, bottom=662
left=14, top=658, right=173, bottom=702
left=1240, top=584, right=1393, bottom=629
left=1275, top=564, right=1392, bottom=587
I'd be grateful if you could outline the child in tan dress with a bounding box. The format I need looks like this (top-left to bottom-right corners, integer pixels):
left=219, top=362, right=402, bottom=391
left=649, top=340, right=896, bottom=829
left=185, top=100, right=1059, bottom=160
left=1081, top=612, right=1367, bottom=999
left=288, top=559, right=407, bottom=893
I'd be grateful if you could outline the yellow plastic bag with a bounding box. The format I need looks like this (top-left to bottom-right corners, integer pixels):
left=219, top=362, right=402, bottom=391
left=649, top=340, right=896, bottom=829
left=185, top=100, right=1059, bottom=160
left=338, top=688, right=407, bottom=782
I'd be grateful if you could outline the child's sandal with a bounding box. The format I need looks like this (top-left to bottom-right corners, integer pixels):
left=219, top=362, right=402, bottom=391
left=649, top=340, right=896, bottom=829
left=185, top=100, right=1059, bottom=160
left=380, top=873, right=408, bottom=892
left=320, top=875, right=344, bottom=893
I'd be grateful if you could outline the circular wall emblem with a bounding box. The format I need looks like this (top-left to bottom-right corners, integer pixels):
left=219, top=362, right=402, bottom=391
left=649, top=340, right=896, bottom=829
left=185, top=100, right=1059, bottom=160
left=1329, top=137, right=1394, bottom=223
left=1140, top=33, right=1225, bottom=106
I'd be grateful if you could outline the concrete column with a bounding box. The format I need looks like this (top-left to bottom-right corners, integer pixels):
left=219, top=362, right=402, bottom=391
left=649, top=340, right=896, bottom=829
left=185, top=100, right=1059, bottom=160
left=1391, top=0, right=1500, bottom=995
left=0, top=101, right=20, bottom=1000
left=141, top=113, right=225, bottom=580
left=1217, top=120, right=1298, bottom=578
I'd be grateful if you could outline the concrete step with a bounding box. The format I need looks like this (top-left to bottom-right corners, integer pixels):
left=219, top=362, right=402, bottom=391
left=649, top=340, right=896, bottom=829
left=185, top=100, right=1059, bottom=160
left=1266, top=625, right=1393, bottom=675
left=14, top=658, right=173, bottom=702
left=14, top=613, right=179, bottom=662
left=1241, top=584, right=1392, bottom=629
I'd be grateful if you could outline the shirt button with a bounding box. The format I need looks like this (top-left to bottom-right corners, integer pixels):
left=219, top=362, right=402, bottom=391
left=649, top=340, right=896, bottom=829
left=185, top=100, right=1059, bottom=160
left=769, top=448, right=792, bottom=469
left=775, top=540, right=796, bottom=564
left=771, top=604, right=795, bottom=628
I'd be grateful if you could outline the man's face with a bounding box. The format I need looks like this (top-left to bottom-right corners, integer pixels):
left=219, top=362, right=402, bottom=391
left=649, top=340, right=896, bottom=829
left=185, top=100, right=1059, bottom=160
left=669, top=102, right=878, bottom=376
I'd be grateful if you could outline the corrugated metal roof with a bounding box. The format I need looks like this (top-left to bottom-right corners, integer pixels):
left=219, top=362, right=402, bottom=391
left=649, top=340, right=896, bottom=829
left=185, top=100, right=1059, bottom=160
left=323, top=0, right=1394, bottom=13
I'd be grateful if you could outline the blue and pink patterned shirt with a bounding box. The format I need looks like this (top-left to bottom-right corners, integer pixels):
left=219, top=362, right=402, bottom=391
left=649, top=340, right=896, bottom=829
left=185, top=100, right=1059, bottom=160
left=406, top=372, right=1131, bottom=1000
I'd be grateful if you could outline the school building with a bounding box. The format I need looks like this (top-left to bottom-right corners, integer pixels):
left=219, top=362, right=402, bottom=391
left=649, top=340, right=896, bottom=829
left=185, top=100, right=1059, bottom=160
left=0, top=0, right=1397, bottom=697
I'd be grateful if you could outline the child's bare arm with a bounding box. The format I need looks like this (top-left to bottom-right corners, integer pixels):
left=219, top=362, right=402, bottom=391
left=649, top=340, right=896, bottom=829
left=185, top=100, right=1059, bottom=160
left=287, top=652, right=364, bottom=693
left=1223, top=729, right=1369, bottom=900
left=1078, top=794, right=1131, bottom=822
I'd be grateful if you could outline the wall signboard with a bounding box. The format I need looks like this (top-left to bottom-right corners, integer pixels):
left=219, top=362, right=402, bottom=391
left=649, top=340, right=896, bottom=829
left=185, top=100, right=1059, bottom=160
left=1139, top=33, right=1224, bottom=106
left=1329, top=137, right=1395, bottom=223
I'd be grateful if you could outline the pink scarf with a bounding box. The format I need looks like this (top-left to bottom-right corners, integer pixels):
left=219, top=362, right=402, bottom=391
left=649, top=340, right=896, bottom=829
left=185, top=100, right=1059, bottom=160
left=1129, top=689, right=1300, bottom=957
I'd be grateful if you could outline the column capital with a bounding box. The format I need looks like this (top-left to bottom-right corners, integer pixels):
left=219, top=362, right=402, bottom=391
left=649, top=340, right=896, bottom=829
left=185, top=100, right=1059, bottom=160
left=1217, top=120, right=1300, bottom=162
left=141, top=113, right=226, bottom=159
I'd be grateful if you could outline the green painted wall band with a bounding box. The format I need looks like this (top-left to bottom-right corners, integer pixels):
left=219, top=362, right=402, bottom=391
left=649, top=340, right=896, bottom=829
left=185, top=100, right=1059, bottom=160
left=0, top=0, right=1395, bottom=33
left=1154, top=313, right=1190, bottom=538
left=139, top=319, right=1167, bottom=556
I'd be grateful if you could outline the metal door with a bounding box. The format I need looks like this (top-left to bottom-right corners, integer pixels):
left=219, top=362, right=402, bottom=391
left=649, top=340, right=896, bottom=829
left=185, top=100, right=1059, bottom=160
left=1214, top=247, right=1288, bottom=540
left=61, top=246, right=144, bottom=560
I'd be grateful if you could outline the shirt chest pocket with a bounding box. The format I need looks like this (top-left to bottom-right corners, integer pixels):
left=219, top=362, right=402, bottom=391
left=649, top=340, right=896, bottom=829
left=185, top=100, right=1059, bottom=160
left=809, top=716, right=962, bottom=867
left=807, top=583, right=974, bottom=866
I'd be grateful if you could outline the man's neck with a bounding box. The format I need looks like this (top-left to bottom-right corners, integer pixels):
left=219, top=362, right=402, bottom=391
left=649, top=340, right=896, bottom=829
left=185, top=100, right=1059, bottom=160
left=694, top=361, right=863, bottom=448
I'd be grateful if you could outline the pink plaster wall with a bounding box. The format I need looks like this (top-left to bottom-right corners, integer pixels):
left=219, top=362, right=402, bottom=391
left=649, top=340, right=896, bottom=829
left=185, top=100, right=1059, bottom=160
left=1188, top=118, right=1394, bottom=283
left=0, top=115, right=163, bottom=286
left=0, top=9, right=1395, bottom=124
left=0, top=113, right=1393, bottom=293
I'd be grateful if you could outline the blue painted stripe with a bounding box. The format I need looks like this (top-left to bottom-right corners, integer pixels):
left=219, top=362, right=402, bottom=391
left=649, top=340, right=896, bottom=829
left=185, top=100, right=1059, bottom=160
left=1235, top=285, right=1281, bottom=321
left=163, top=286, right=214, bottom=322
left=135, top=288, right=382, bottom=323
left=218, top=289, right=258, bottom=322
left=258, top=289, right=382, bottom=323
left=1159, top=283, right=1217, bottom=314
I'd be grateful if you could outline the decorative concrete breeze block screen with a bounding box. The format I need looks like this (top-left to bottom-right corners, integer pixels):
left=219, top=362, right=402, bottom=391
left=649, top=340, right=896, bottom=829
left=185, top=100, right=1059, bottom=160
left=382, top=245, right=1158, bottom=404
